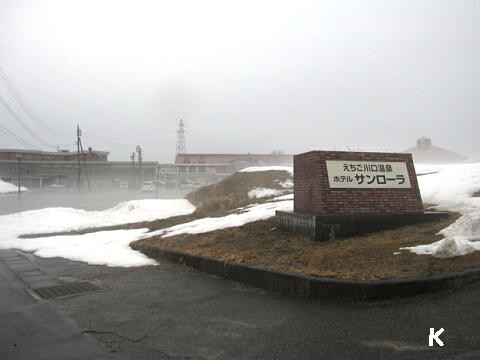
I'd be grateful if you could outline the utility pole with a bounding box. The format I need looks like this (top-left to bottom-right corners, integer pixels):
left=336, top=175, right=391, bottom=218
left=130, top=152, right=136, bottom=186
left=155, top=167, right=159, bottom=199
left=78, top=136, right=90, bottom=190
left=136, top=145, right=143, bottom=185
left=16, top=153, right=22, bottom=198
left=76, top=125, right=90, bottom=190
left=77, top=125, right=81, bottom=189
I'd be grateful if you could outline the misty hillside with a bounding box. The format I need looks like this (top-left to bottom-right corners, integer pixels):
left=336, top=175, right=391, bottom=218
left=186, top=170, right=292, bottom=215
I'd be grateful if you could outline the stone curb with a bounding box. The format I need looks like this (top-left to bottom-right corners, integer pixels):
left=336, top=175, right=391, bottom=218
left=132, top=245, right=480, bottom=301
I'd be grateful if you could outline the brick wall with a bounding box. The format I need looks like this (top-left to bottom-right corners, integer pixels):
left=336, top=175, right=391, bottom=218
left=294, top=151, right=423, bottom=215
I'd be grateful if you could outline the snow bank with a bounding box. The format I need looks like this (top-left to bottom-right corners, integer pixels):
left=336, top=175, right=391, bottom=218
left=401, top=163, right=480, bottom=258
left=144, top=200, right=293, bottom=239
left=402, top=236, right=480, bottom=259
left=415, top=163, right=480, bottom=210
left=0, top=199, right=195, bottom=236
left=240, top=166, right=293, bottom=174
left=248, top=187, right=285, bottom=199
left=0, top=199, right=195, bottom=267
left=0, top=179, right=28, bottom=194
left=272, top=194, right=294, bottom=201
left=1, top=229, right=156, bottom=267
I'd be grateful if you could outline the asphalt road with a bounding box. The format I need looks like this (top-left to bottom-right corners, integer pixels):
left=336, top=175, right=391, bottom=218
left=1, top=249, right=480, bottom=360
left=0, top=188, right=188, bottom=216
left=0, top=251, right=114, bottom=360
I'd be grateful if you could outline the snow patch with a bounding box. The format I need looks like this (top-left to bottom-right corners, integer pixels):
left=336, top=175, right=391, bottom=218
left=272, top=194, right=293, bottom=201
left=248, top=187, right=285, bottom=199
left=4, top=229, right=155, bottom=267
left=0, top=199, right=195, bottom=267
left=240, top=166, right=293, bottom=174
left=402, top=237, right=480, bottom=259
left=401, top=163, right=480, bottom=258
left=0, top=179, right=28, bottom=194
left=277, top=179, right=293, bottom=189
left=144, top=200, right=293, bottom=238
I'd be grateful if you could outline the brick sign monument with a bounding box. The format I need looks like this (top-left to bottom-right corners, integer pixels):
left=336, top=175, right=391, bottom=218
left=277, top=151, right=446, bottom=241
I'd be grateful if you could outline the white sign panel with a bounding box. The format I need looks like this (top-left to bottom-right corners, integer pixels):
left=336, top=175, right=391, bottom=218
left=326, top=160, right=411, bottom=189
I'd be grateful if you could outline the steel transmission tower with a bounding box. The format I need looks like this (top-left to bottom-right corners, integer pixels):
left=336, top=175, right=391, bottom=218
left=175, top=119, right=186, bottom=155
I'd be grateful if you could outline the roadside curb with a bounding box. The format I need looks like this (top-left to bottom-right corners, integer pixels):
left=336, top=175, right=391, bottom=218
left=132, top=245, right=480, bottom=300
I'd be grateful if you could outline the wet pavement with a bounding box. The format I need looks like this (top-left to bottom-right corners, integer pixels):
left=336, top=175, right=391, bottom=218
left=0, top=251, right=114, bottom=360
left=1, top=250, right=480, bottom=360
left=0, top=188, right=188, bottom=216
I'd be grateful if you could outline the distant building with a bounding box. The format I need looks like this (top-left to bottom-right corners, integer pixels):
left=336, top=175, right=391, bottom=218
left=174, top=153, right=293, bottom=186
left=0, top=148, right=109, bottom=162
left=0, top=148, right=159, bottom=189
left=403, top=137, right=467, bottom=164
left=0, top=148, right=294, bottom=189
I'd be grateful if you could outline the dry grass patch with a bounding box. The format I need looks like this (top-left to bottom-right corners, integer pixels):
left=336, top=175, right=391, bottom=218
left=186, top=170, right=291, bottom=216
left=133, top=212, right=480, bottom=281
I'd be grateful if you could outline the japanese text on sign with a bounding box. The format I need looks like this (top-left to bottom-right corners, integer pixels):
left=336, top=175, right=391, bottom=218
left=326, top=160, right=412, bottom=189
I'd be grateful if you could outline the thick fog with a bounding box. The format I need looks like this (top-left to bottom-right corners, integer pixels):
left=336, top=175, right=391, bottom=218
left=0, top=0, right=478, bottom=161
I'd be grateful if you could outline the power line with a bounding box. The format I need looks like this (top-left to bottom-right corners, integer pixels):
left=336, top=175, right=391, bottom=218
left=0, top=93, right=48, bottom=149
left=0, top=65, right=129, bottom=149
left=0, top=123, right=40, bottom=149
left=0, top=63, right=148, bottom=151
left=0, top=66, right=58, bottom=148
left=0, top=66, right=59, bottom=136
left=0, top=91, right=53, bottom=149
left=0, top=125, right=31, bottom=147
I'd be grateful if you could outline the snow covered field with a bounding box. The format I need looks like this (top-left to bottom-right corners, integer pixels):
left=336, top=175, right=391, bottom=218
left=401, top=163, right=480, bottom=258
left=1, top=163, right=479, bottom=267
left=0, top=199, right=195, bottom=267
left=0, top=179, right=28, bottom=194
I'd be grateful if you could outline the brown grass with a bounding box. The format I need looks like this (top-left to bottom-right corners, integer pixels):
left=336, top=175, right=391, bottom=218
left=186, top=170, right=292, bottom=216
left=133, top=212, right=480, bottom=281
left=473, top=190, right=480, bottom=198
left=21, top=213, right=200, bottom=238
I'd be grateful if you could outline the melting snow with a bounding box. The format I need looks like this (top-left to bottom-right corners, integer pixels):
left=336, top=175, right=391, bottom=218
left=143, top=200, right=293, bottom=239
left=248, top=187, right=285, bottom=199
left=240, top=166, right=293, bottom=174
left=0, top=179, right=28, bottom=194
left=3, top=229, right=155, bottom=267
left=277, top=179, right=293, bottom=189
left=401, top=163, right=480, bottom=258
left=0, top=199, right=195, bottom=267
left=272, top=194, right=294, bottom=201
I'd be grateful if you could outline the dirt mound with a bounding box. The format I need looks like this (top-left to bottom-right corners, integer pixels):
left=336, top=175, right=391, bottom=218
left=186, top=170, right=292, bottom=215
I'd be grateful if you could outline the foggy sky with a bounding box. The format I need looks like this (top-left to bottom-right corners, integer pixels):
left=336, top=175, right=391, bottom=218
left=0, top=0, right=479, bottom=162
